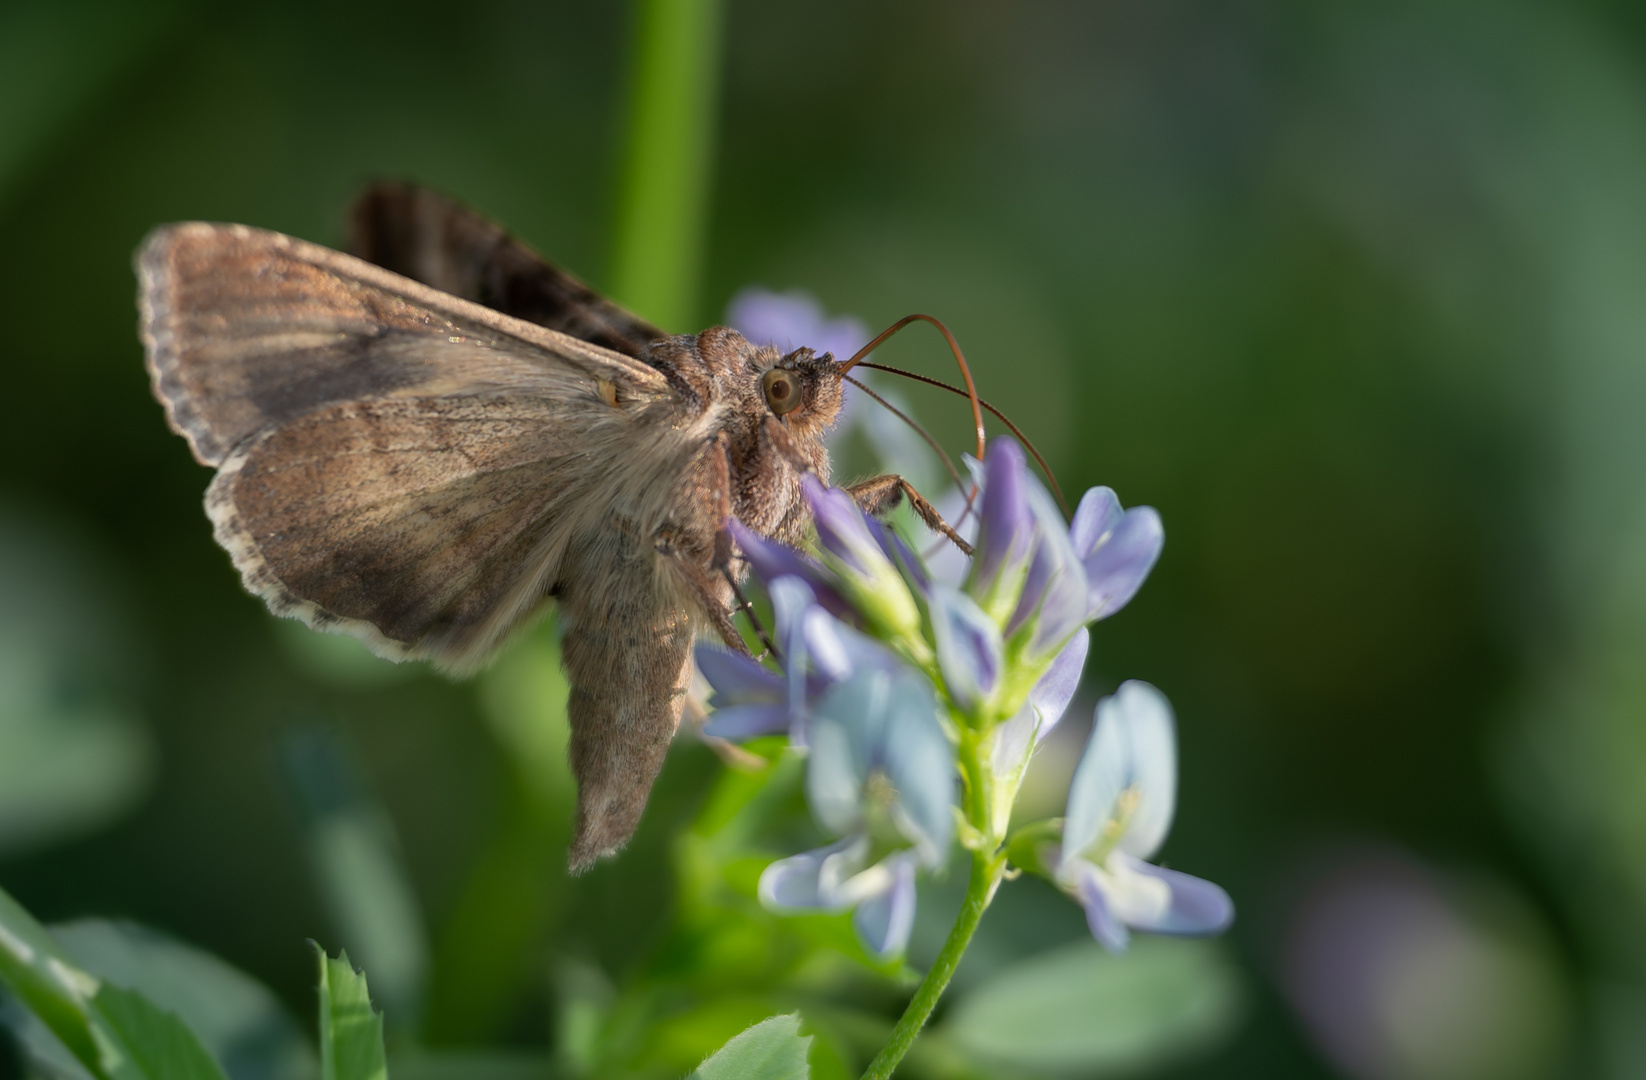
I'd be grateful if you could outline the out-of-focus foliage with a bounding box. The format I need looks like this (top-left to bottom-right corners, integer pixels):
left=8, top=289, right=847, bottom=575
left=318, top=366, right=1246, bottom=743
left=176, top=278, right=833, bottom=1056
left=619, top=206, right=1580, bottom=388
left=5, top=919, right=314, bottom=1080
left=943, top=939, right=1241, bottom=1076
left=0, top=506, right=153, bottom=858
left=689, top=1014, right=810, bottom=1080
left=0, top=886, right=231, bottom=1080
left=2, top=0, right=1645, bottom=1077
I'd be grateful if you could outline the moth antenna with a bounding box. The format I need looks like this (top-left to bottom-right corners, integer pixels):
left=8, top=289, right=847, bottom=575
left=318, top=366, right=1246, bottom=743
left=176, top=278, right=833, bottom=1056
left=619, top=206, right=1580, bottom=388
left=849, top=361, right=1069, bottom=514
left=839, top=314, right=986, bottom=464
left=839, top=373, right=965, bottom=491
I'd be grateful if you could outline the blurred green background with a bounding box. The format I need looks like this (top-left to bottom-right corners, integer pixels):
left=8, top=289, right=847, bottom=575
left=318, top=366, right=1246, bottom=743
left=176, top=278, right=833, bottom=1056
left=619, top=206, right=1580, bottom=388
left=4, top=0, right=1646, bottom=1077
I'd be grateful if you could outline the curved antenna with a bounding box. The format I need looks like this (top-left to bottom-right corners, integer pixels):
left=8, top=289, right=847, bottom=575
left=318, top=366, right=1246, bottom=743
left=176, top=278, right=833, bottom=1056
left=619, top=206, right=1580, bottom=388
left=850, top=361, right=1069, bottom=513
left=840, top=314, right=985, bottom=464
left=840, top=373, right=965, bottom=491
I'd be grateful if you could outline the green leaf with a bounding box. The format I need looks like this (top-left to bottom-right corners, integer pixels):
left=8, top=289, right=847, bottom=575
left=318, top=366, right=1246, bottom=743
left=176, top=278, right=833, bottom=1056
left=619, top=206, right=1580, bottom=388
left=0, top=887, right=230, bottom=1080
left=93, top=985, right=232, bottom=1080
left=2, top=919, right=313, bottom=1080
left=0, top=885, right=101, bottom=1071
left=691, top=1013, right=810, bottom=1080
left=943, top=937, right=1242, bottom=1074
left=315, top=946, right=387, bottom=1080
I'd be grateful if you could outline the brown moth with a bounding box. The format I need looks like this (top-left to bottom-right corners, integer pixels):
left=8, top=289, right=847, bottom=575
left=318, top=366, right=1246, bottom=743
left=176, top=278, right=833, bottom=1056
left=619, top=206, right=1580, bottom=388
left=137, top=183, right=961, bottom=872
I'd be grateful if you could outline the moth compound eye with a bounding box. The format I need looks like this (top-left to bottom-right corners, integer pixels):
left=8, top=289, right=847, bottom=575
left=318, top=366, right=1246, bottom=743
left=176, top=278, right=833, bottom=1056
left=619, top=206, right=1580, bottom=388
left=762, top=368, right=802, bottom=415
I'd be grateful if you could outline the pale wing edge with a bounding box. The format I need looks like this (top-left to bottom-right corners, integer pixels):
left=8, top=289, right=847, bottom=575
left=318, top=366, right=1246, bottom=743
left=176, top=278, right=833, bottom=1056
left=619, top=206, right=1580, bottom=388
left=137, top=221, right=672, bottom=466
left=203, top=425, right=572, bottom=675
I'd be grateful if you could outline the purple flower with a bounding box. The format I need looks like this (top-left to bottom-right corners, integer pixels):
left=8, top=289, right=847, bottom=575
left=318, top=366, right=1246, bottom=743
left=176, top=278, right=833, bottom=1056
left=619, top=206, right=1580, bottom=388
left=928, top=584, right=1003, bottom=715
left=954, top=439, right=1161, bottom=667
left=802, top=476, right=921, bottom=640
left=726, top=518, right=853, bottom=622
left=990, top=629, right=1088, bottom=779
left=1054, top=682, right=1233, bottom=951
left=726, top=287, right=870, bottom=367
left=758, top=663, right=955, bottom=959
left=760, top=841, right=921, bottom=960
left=1068, top=487, right=1164, bottom=623
left=697, top=576, right=899, bottom=745
left=696, top=648, right=788, bottom=741
left=966, top=441, right=1035, bottom=620
left=1007, top=481, right=1090, bottom=659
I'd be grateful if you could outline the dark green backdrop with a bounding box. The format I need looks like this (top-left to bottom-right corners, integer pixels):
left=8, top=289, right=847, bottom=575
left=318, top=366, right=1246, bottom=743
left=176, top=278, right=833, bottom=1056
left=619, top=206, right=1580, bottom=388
left=4, top=1, right=1645, bottom=1077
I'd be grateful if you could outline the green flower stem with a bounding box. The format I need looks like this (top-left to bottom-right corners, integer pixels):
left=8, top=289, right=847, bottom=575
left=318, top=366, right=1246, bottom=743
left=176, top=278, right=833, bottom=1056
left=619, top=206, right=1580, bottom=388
left=861, top=728, right=1007, bottom=1080
left=609, top=0, right=724, bottom=331
left=861, top=848, right=1004, bottom=1080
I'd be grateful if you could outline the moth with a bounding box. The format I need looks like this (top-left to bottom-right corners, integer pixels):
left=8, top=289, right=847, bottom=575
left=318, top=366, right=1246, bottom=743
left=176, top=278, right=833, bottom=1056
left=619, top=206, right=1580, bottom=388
left=137, top=183, right=972, bottom=872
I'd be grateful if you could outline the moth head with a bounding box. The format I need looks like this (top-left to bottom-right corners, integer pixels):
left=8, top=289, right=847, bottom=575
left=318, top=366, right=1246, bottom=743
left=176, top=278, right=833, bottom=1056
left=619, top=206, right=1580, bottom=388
left=754, top=345, right=844, bottom=440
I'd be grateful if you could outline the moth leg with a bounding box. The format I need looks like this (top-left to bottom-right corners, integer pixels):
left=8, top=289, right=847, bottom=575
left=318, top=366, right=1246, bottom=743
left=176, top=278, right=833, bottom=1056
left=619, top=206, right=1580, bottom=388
left=717, top=545, right=781, bottom=662
left=657, top=531, right=751, bottom=658
left=703, top=431, right=783, bottom=660
left=653, top=433, right=756, bottom=658
left=846, top=474, right=976, bottom=557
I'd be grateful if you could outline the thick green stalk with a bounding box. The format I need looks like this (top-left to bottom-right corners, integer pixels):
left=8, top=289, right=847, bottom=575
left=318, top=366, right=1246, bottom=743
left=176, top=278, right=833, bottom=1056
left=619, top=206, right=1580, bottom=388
left=861, top=730, right=1006, bottom=1080
left=609, top=0, right=724, bottom=331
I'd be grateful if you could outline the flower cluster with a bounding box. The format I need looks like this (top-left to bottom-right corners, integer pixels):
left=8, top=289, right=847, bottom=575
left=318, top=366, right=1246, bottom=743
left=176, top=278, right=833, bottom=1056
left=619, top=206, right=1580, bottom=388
left=696, top=437, right=1230, bottom=958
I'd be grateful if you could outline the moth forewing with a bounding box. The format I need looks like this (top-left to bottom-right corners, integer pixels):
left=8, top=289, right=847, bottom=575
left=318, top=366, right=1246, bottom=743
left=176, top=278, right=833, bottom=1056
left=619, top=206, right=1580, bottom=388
left=138, top=223, right=694, bottom=668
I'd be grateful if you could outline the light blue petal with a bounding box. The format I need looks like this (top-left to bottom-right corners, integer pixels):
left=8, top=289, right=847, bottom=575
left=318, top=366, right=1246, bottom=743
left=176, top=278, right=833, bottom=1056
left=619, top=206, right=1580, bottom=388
left=809, top=664, right=953, bottom=856
left=1062, top=704, right=1116, bottom=858
left=703, top=703, right=790, bottom=740
left=804, top=612, right=899, bottom=684
left=1068, top=487, right=1122, bottom=558
left=1084, top=506, right=1164, bottom=621
left=806, top=697, right=873, bottom=836
left=1030, top=629, right=1089, bottom=746
left=852, top=853, right=919, bottom=959
left=1111, top=682, right=1178, bottom=858
left=1064, top=680, right=1178, bottom=861
left=770, top=576, right=820, bottom=741
left=991, top=629, right=1089, bottom=780
left=881, top=669, right=955, bottom=860
left=758, top=838, right=860, bottom=912
left=769, top=576, right=818, bottom=643
left=929, top=584, right=1003, bottom=712
left=845, top=669, right=895, bottom=774
left=1071, top=861, right=1130, bottom=952
left=800, top=606, right=850, bottom=680
left=815, top=835, right=881, bottom=905
left=695, top=646, right=783, bottom=705
left=1113, top=853, right=1234, bottom=937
